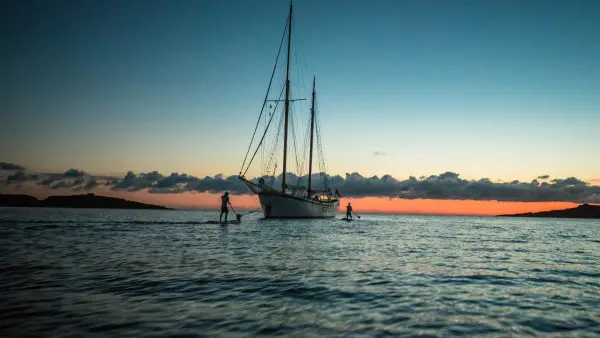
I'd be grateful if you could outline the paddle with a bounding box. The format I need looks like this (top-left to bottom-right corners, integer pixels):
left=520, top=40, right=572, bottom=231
left=228, top=202, right=244, bottom=222
left=218, top=201, right=240, bottom=223
left=228, top=201, right=237, bottom=216
left=352, top=212, right=361, bottom=219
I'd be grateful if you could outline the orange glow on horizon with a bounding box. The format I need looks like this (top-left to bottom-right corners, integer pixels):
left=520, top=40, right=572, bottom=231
left=341, top=197, right=580, bottom=216
left=1, top=185, right=592, bottom=216
left=106, top=191, right=581, bottom=216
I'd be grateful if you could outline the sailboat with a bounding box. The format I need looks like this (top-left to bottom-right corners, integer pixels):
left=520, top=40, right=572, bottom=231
left=238, top=1, right=340, bottom=218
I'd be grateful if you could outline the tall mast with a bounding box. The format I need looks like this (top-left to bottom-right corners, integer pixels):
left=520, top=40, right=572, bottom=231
left=308, top=76, right=316, bottom=194
left=281, top=1, right=292, bottom=191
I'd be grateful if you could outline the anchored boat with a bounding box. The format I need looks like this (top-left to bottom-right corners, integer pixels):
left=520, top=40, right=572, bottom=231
left=238, top=1, right=340, bottom=218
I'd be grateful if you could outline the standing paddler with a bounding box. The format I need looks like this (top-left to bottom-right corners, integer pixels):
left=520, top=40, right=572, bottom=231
left=220, top=192, right=230, bottom=222
left=219, top=191, right=243, bottom=223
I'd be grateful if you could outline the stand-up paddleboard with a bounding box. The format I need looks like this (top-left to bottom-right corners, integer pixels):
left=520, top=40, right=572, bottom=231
left=340, top=217, right=353, bottom=221
left=204, top=220, right=241, bottom=225
left=204, top=212, right=243, bottom=225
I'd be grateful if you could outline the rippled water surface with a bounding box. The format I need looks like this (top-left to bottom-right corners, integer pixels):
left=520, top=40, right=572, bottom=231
left=1, top=207, right=600, bottom=337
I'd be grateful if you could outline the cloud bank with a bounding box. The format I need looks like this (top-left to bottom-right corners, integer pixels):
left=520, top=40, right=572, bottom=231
left=2, top=163, right=599, bottom=203
left=2, top=167, right=99, bottom=191
left=1, top=162, right=25, bottom=170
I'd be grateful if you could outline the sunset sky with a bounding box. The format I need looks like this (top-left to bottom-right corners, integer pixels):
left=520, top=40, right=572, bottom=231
left=2, top=0, right=599, bottom=215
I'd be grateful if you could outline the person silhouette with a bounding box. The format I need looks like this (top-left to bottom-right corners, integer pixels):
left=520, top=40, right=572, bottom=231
left=220, top=192, right=230, bottom=222
left=346, top=202, right=353, bottom=219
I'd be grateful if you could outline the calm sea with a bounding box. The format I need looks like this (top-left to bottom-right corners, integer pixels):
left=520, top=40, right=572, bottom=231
left=1, top=207, right=599, bottom=337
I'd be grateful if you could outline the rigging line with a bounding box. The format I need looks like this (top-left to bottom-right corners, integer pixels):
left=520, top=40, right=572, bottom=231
left=289, top=30, right=308, bottom=182
left=296, top=47, right=312, bottom=184
left=265, top=104, right=284, bottom=176
left=293, top=37, right=307, bottom=115
left=315, top=103, right=329, bottom=190
left=264, top=122, right=280, bottom=175
left=290, top=105, right=299, bottom=177
left=264, top=96, right=285, bottom=175
left=296, top=103, right=308, bottom=180
left=296, top=107, right=308, bottom=182
left=301, top=95, right=312, bottom=169
left=269, top=111, right=282, bottom=167
left=292, top=21, right=310, bottom=86
left=318, top=126, right=327, bottom=177
left=291, top=106, right=304, bottom=182
left=261, top=92, right=266, bottom=174
left=296, top=111, right=311, bottom=187
left=243, top=85, right=286, bottom=176
left=294, top=117, right=305, bottom=187
left=294, top=39, right=308, bottom=139
left=264, top=72, right=286, bottom=174
left=247, top=84, right=285, bottom=176
left=305, top=111, right=311, bottom=177
left=239, top=14, right=290, bottom=175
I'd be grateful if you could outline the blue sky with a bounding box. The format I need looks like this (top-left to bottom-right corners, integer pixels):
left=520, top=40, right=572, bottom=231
left=2, top=0, right=599, bottom=181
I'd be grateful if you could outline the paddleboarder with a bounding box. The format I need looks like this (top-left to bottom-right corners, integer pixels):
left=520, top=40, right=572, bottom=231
left=346, top=202, right=353, bottom=219
left=220, top=192, right=230, bottom=222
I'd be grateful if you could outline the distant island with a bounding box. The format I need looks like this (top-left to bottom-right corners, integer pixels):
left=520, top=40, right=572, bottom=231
left=499, top=204, right=600, bottom=219
left=0, top=193, right=172, bottom=210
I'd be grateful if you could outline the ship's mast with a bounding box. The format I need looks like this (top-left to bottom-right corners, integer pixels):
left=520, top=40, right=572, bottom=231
left=308, top=76, right=316, bottom=194
left=281, top=1, right=292, bottom=191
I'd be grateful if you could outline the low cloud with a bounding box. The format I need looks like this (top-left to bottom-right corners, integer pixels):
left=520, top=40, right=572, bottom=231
left=5, top=171, right=38, bottom=183
left=50, top=181, right=74, bottom=189
left=1, top=162, right=599, bottom=203
left=2, top=166, right=105, bottom=193
left=372, top=151, right=386, bottom=156
left=114, top=171, right=247, bottom=194
left=104, top=170, right=600, bottom=203
left=582, top=193, right=600, bottom=204
left=84, top=178, right=99, bottom=190
left=111, top=171, right=157, bottom=191
left=0, top=162, right=25, bottom=171
left=63, top=169, right=87, bottom=178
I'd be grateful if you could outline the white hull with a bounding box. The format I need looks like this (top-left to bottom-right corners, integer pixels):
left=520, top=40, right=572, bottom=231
left=258, top=193, right=339, bottom=218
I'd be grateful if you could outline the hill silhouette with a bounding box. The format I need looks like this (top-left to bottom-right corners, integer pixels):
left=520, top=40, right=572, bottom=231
left=0, top=194, right=40, bottom=207
left=0, top=193, right=171, bottom=210
left=499, top=204, right=600, bottom=219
